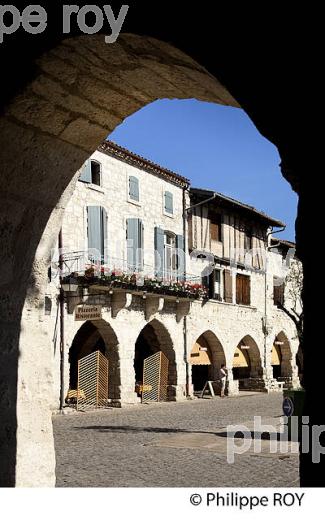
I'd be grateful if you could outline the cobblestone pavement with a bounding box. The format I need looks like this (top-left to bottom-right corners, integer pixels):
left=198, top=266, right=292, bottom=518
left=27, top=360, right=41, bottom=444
left=53, top=393, right=299, bottom=487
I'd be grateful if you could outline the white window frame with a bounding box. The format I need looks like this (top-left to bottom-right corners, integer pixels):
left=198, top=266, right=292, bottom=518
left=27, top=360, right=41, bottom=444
left=164, top=232, right=177, bottom=281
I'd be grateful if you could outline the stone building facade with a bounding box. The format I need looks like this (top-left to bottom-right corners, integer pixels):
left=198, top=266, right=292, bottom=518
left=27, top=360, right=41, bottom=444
left=46, top=141, right=301, bottom=409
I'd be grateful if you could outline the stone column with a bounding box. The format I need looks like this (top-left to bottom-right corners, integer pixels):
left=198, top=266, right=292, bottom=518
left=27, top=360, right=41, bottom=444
left=227, top=369, right=239, bottom=395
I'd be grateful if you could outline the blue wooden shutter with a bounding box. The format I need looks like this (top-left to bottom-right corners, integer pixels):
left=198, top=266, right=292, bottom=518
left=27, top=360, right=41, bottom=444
left=129, top=176, right=139, bottom=201
left=164, top=191, right=173, bottom=214
left=88, top=206, right=102, bottom=261
left=154, top=227, right=165, bottom=279
left=138, top=220, right=144, bottom=271
left=101, top=207, right=107, bottom=263
left=79, top=160, right=92, bottom=183
left=127, top=218, right=141, bottom=271
left=176, top=234, right=185, bottom=281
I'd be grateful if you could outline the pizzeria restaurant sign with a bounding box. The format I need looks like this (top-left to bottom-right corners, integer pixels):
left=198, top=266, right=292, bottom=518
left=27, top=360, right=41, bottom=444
left=75, top=305, right=102, bottom=321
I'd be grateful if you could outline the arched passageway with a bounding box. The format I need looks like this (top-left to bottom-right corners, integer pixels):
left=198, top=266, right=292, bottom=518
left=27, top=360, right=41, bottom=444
left=134, top=319, right=176, bottom=401
left=0, top=33, right=239, bottom=485
left=0, top=21, right=311, bottom=486
left=271, top=331, right=292, bottom=380
left=232, top=335, right=263, bottom=390
left=190, top=331, right=226, bottom=392
left=68, top=320, right=120, bottom=403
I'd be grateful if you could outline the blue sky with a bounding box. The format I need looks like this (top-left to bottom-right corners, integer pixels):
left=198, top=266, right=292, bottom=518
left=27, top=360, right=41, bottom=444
left=109, top=99, right=297, bottom=241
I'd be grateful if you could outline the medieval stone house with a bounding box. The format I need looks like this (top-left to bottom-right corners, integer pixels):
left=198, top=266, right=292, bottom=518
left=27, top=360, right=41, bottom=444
left=45, top=140, right=301, bottom=409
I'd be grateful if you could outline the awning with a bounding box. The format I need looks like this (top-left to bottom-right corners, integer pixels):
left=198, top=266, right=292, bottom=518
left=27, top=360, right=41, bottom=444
left=190, top=341, right=212, bottom=366
left=233, top=346, right=249, bottom=368
left=271, top=344, right=282, bottom=366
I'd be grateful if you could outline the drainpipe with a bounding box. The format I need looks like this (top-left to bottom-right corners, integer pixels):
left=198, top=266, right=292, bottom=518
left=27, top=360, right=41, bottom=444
left=264, top=225, right=286, bottom=378
left=58, top=229, right=65, bottom=411
left=182, top=187, right=190, bottom=397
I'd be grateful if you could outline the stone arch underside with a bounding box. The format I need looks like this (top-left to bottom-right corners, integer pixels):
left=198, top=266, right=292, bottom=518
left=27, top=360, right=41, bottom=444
left=190, top=331, right=226, bottom=391
left=0, top=33, right=240, bottom=486
left=272, top=331, right=293, bottom=380
left=232, top=335, right=263, bottom=389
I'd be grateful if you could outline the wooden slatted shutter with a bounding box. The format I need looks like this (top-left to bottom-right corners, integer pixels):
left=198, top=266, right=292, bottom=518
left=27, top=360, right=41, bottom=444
left=88, top=206, right=102, bottom=260
left=129, top=176, right=140, bottom=201
left=236, top=274, right=242, bottom=304
left=224, top=270, right=233, bottom=303
left=243, top=276, right=251, bottom=305
left=164, top=191, right=174, bottom=214
left=79, top=160, right=92, bottom=183
left=101, top=207, right=107, bottom=262
left=236, top=274, right=251, bottom=305
left=126, top=218, right=139, bottom=272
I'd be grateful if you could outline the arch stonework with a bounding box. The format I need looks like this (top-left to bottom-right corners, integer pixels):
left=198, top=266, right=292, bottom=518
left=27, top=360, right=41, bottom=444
left=189, top=330, right=228, bottom=395
left=67, top=319, right=121, bottom=403
left=190, top=330, right=226, bottom=376
left=0, top=34, right=238, bottom=486
left=267, top=329, right=300, bottom=389
left=231, top=334, right=264, bottom=390
left=135, top=318, right=179, bottom=401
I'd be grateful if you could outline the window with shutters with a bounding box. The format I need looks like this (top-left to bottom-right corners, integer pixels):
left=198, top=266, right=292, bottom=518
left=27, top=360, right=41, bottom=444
left=164, top=232, right=177, bottom=281
left=79, top=160, right=91, bottom=183
left=236, top=273, right=251, bottom=306
left=126, top=218, right=144, bottom=272
left=164, top=191, right=174, bottom=215
left=90, top=160, right=101, bottom=186
left=224, top=269, right=233, bottom=303
left=128, top=175, right=140, bottom=203
left=210, top=212, right=222, bottom=242
left=87, top=206, right=107, bottom=262
left=213, top=269, right=222, bottom=301
left=202, top=269, right=223, bottom=301
left=79, top=160, right=102, bottom=186
left=273, top=277, right=285, bottom=306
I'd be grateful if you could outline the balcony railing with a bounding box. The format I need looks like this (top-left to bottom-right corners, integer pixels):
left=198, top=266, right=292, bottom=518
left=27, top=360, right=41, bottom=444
left=55, top=251, right=208, bottom=300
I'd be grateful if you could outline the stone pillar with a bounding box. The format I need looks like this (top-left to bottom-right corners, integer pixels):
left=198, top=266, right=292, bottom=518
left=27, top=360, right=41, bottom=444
left=118, top=333, right=140, bottom=405
left=119, top=358, right=140, bottom=405
left=227, top=370, right=239, bottom=395
left=15, top=307, right=56, bottom=487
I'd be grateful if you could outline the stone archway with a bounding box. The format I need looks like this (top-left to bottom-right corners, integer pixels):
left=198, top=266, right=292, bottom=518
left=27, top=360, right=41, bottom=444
left=190, top=331, right=226, bottom=392
left=0, top=22, right=313, bottom=486
left=232, top=335, right=263, bottom=390
left=68, top=319, right=120, bottom=404
left=134, top=319, right=177, bottom=401
left=271, top=331, right=292, bottom=379
left=0, top=33, right=240, bottom=486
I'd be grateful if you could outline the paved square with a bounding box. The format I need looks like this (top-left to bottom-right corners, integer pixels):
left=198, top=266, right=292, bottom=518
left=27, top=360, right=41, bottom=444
left=53, top=393, right=299, bottom=487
